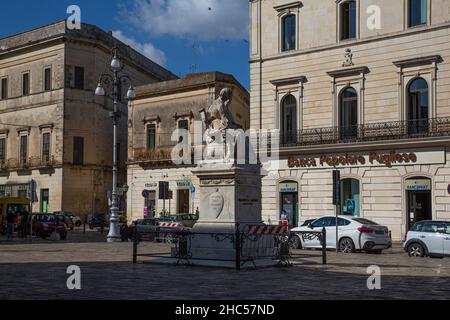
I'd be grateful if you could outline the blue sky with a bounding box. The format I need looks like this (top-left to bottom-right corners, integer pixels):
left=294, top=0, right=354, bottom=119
left=0, top=0, right=250, bottom=90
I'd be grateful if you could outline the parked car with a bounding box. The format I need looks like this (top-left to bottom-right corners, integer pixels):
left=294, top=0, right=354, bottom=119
left=88, top=213, right=108, bottom=230
left=54, top=213, right=74, bottom=230
left=289, top=216, right=391, bottom=253
left=300, top=219, right=317, bottom=227
left=128, top=218, right=160, bottom=241
left=54, top=211, right=82, bottom=227
left=31, top=214, right=67, bottom=240
left=164, top=214, right=198, bottom=228
left=404, top=221, right=450, bottom=258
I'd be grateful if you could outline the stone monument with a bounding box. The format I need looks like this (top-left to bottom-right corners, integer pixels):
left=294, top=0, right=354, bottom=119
left=188, top=88, right=273, bottom=266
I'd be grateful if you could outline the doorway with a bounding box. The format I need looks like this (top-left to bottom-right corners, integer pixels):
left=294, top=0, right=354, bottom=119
left=280, top=192, right=299, bottom=228
left=406, top=177, right=432, bottom=230
left=177, top=189, right=190, bottom=214
left=40, top=189, right=49, bottom=213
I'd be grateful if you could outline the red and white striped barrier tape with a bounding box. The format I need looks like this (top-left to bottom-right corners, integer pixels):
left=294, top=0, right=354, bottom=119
left=158, top=222, right=181, bottom=228
left=247, top=225, right=289, bottom=235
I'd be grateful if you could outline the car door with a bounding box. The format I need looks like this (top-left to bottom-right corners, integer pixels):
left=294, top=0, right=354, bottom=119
left=443, top=223, right=450, bottom=256
left=420, top=222, right=444, bottom=255
left=304, top=217, right=327, bottom=248
left=324, top=217, right=337, bottom=249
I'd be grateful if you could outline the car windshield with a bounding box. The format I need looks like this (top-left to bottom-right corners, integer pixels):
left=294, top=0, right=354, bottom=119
left=352, top=218, right=378, bottom=225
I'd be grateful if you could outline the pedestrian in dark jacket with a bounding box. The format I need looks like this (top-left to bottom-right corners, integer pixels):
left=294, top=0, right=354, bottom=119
left=20, top=211, right=29, bottom=238
left=6, top=208, right=15, bottom=240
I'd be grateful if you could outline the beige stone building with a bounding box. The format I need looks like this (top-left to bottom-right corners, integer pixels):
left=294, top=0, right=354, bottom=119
left=0, top=21, right=176, bottom=217
left=127, top=72, right=250, bottom=222
left=250, top=0, right=450, bottom=239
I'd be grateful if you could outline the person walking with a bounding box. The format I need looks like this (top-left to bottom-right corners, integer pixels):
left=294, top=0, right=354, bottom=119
left=20, top=210, right=29, bottom=238
left=6, top=208, right=16, bottom=241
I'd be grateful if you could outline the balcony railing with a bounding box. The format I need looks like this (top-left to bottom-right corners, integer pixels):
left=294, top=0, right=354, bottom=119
left=278, top=117, right=450, bottom=148
left=5, top=156, right=57, bottom=170
left=132, top=147, right=175, bottom=163
left=131, top=145, right=198, bottom=166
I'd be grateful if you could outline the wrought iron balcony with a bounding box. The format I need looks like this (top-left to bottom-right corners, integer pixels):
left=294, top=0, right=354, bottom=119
left=5, top=156, right=57, bottom=171
left=278, top=117, right=450, bottom=148
left=131, top=145, right=196, bottom=167
left=29, top=156, right=56, bottom=169
left=133, top=147, right=174, bottom=162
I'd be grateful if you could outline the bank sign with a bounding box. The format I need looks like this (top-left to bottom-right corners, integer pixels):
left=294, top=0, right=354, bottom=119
left=405, top=179, right=431, bottom=191
left=286, top=148, right=445, bottom=169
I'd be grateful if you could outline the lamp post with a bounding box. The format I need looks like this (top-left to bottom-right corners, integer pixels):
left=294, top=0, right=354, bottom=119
left=95, top=47, right=136, bottom=242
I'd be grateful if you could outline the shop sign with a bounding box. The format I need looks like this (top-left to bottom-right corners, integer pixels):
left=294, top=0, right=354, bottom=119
left=279, top=182, right=298, bottom=193
left=176, top=180, right=192, bottom=188
left=405, top=179, right=431, bottom=191
left=145, top=182, right=157, bottom=188
left=289, top=151, right=418, bottom=169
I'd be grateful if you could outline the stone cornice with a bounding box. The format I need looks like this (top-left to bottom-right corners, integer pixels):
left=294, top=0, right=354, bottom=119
left=327, top=66, right=370, bottom=78
left=393, top=55, right=443, bottom=68
left=270, top=76, right=307, bottom=86
left=274, top=1, right=303, bottom=12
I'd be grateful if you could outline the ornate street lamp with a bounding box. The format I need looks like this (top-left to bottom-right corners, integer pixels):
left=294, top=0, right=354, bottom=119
left=95, top=46, right=135, bottom=242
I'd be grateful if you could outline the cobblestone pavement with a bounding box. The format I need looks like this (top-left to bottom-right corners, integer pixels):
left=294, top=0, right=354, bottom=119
left=1, top=235, right=449, bottom=300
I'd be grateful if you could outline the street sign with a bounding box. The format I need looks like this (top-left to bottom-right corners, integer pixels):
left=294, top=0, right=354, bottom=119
left=448, top=184, right=450, bottom=195
left=142, top=189, right=150, bottom=198
left=190, top=186, right=196, bottom=193
left=332, top=170, right=341, bottom=206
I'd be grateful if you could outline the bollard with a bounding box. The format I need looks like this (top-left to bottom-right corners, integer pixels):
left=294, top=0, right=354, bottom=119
left=235, top=223, right=241, bottom=271
left=133, top=233, right=138, bottom=264
left=322, top=227, right=327, bottom=265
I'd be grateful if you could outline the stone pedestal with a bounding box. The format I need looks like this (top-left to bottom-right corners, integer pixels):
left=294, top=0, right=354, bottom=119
left=186, top=161, right=273, bottom=266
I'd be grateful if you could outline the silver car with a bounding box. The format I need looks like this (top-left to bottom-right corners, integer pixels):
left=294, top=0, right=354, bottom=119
left=404, top=221, right=450, bottom=258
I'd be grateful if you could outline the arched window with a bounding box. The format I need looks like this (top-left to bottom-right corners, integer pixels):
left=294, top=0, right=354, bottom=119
left=281, top=95, right=298, bottom=144
left=339, top=87, right=358, bottom=140
left=341, top=178, right=360, bottom=217
left=340, top=0, right=356, bottom=40
left=409, top=0, right=427, bottom=27
left=408, top=78, right=429, bottom=134
left=282, top=14, right=296, bottom=52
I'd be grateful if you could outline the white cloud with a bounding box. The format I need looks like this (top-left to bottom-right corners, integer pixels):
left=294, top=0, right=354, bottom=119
left=113, top=30, right=167, bottom=66
left=121, top=0, right=249, bottom=41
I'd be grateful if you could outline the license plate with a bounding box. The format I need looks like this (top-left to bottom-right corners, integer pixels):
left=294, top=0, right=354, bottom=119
left=375, top=230, right=385, bottom=235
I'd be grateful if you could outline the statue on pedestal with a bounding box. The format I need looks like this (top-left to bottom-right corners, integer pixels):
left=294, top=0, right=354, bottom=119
left=200, top=88, right=241, bottom=161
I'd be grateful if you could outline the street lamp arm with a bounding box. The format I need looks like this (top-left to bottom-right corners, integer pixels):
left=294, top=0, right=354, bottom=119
left=98, top=72, right=114, bottom=86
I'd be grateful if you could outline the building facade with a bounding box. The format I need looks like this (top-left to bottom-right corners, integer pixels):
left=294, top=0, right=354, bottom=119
left=127, top=72, right=250, bottom=222
left=0, top=21, right=176, bottom=217
left=249, top=0, right=450, bottom=240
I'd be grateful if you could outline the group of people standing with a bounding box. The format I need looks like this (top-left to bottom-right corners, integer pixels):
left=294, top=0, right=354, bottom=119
left=5, top=208, right=30, bottom=240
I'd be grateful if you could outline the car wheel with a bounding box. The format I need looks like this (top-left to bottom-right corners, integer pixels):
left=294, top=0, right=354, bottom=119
left=339, top=238, right=355, bottom=253
left=288, top=236, right=301, bottom=250
left=408, top=243, right=425, bottom=257
left=165, top=233, right=174, bottom=244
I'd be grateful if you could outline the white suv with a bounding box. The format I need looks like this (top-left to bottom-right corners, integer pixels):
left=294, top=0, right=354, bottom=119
left=290, top=216, right=392, bottom=253
left=404, top=221, right=450, bottom=258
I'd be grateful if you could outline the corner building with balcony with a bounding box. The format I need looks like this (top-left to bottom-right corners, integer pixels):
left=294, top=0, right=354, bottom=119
left=250, top=0, right=450, bottom=240
left=0, top=21, right=176, bottom=216
left=127, top=72, right=250, bottom=222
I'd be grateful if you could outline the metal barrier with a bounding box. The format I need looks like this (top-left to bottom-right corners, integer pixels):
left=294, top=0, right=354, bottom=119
left=289, top=227, right=327, bottom=265
left=131, top=224, right=327, bottom=270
